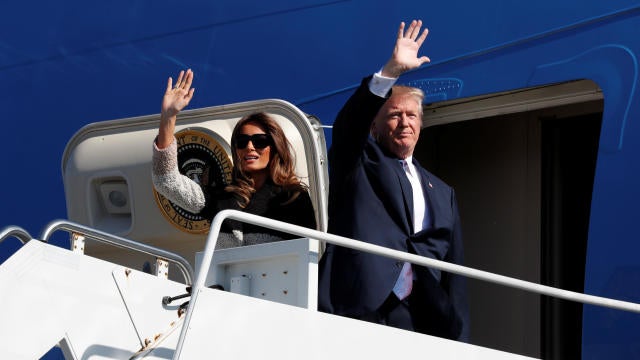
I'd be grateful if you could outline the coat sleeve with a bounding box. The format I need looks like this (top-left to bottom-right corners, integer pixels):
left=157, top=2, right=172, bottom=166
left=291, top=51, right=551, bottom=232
left=409, top=188, right=470, bottom=341
left=445, top=189, right=470, bottom=341
left=321, top=76, right=388, bottom=314
left=328, top=76, right=388, bottom=185
left=151, top=138, right=207, bottom=214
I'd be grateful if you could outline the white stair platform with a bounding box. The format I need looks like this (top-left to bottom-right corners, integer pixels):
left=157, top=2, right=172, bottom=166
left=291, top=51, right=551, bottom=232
left=175, top=285, right=536, bottom=359
left=0, top=240, right=186, bottom=360
left=0, top=239, right=536, bottom=359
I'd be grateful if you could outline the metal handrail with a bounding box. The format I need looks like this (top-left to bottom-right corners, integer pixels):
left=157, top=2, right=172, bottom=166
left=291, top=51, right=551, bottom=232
left=174, top=209, right=640, bottom=358
left=0, top=226, right=32, bottom=245
left=40, top=219, right=194, bottom=285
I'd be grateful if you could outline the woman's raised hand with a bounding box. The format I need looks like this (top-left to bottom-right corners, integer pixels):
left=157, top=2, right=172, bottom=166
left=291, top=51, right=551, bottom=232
left=157, top=69, right=195, bottom=149
left=162, top=69, right=195, bottom=118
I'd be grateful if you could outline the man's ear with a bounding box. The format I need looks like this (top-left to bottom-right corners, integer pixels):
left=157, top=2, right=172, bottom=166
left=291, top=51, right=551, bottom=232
left=370, top=122, right=381, bottom=143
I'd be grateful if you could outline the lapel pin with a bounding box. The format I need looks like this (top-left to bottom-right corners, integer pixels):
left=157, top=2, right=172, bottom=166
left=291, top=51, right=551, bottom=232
left=428, top=182, right=433, bottom=188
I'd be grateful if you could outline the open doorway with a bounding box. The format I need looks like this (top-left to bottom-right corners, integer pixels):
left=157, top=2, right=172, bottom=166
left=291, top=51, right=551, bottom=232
left=416, top=80, right=602, bottom=358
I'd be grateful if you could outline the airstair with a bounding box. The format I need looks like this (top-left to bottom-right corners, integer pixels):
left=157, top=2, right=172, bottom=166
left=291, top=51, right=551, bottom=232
left=3, top=211, right=640, bottom=359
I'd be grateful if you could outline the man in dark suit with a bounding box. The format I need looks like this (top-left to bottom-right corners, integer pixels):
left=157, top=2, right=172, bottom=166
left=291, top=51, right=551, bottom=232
left=318, top=19, right=469, bottom=341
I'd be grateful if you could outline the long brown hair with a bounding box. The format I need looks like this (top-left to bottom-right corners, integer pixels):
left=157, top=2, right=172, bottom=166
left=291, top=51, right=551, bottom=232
left=226, top=112, right=307, bottom=208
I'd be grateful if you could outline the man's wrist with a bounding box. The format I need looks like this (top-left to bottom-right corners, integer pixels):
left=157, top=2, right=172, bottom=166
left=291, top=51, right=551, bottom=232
left=369, top=70, right=397, bottom=98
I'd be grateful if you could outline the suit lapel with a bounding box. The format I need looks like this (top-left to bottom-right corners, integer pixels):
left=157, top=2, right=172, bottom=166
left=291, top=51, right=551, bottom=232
left=413, top=158, right=434, bottom=230
left=367, top=138, right=414, bottom=235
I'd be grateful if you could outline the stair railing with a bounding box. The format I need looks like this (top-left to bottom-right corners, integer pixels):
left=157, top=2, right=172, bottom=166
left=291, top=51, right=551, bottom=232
left=0, top=226, right=32, bottom=245
left=39, top=219, right=194, bottom=285
left=173, top=209, right=640, bottom=359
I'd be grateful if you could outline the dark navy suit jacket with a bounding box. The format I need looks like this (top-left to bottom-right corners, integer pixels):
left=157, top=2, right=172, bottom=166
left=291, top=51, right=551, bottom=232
left=318, top=77, right=469, bottom=341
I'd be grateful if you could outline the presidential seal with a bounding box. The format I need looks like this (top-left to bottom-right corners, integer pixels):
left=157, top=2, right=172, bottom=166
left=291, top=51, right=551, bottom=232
left=154, top=128, right=233, bottom=233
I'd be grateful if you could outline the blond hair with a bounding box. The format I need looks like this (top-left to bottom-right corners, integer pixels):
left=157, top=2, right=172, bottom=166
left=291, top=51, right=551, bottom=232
left=391, top=85, right=425, bottom=116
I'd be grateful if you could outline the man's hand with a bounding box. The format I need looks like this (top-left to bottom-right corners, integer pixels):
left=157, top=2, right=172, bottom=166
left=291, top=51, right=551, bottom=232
left=381, top=20, right=431, bottom=78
